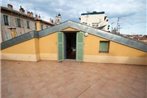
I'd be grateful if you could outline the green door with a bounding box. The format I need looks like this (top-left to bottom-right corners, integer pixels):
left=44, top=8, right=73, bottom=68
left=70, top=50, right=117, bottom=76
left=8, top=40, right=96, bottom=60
left=76, top=32, right=84, bottom=61
left=58, top=32, right=64, bottom=61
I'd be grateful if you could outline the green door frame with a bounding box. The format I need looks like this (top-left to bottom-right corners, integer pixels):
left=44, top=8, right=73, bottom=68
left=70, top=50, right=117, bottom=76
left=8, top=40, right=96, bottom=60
left=58, top=31, right=84, bottom=62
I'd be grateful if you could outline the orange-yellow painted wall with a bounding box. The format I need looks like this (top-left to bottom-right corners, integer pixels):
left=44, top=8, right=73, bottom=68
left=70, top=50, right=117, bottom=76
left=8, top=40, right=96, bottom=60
left=1, top=38, right=39, bottom=61
left=36, top=21, right=41, bottom=31
left=1, top=28, right=147, bottom=64
left=39, top=33, right=57, bottom=54
left=84, top=34, right=147, bottom=57
left=39, top=33, right=58, bottom=60
left=109, top=41, right=147, bottom=57
left=2, top=39, right=38, bottom=54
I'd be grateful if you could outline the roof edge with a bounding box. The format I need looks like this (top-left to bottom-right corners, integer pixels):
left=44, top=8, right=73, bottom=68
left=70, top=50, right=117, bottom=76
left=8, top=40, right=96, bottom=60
left=1, top=20, right=147, bottom=52
left=1, top=30, right=38, bottom=50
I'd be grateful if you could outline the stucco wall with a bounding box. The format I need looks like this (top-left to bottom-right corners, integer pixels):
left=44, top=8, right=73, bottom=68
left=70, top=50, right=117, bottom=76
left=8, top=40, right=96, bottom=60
left=1, top=33, right=58, bottom=61
left=1, top=13, right=36, bottom=41
left=1, top=30, right=147, bottom=65
left=84, top=34, right=147, bottom=65
left=1, top=39, right=39, bottom=61
left=39, top=33, right=58, bottom=60
left=80, top=14, right=108, bottom=31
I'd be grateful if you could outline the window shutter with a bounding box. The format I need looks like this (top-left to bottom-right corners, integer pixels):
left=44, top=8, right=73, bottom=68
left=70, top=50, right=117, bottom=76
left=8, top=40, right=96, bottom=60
left=76, top=32, right=84, bottom=61
left=58, top=32, right=64, bottom=61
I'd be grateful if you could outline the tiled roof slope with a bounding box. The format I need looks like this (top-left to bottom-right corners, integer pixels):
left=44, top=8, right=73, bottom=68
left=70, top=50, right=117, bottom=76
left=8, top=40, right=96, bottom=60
left=1, top=21, right=147, bottom=52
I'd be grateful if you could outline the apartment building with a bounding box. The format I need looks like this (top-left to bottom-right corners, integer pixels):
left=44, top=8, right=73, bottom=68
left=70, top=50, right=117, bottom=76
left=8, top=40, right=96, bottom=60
left=1, top=4, right=54, bottom=42
left=80, top=11, right=109, bottom=31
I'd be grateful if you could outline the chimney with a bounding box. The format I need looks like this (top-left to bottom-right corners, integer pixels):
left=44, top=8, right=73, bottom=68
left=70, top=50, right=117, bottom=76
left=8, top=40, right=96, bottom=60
left=7, top=4, right=13, bottom=10
left=30, top=12, right=33, bottom=17
left=19, top=6, right=25, bottom=13
left=35, top=14, right=38, bottom=18
left=35, top=14, right=40, bottom=19
left=38, top=15, right=41, bottom=19
left=27, top=11, right=31, bottom=16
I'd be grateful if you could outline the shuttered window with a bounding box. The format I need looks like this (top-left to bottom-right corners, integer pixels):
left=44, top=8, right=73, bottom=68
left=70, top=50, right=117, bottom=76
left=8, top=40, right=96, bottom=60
left=16, top=18, right=21, bottom=27
left=26, top=21, right=30, bottom=29
left=3, top=15, right=9, bottom=25
left=41, top=24, right=43, bottom=30
left=99, top=41, right=109, bottom=53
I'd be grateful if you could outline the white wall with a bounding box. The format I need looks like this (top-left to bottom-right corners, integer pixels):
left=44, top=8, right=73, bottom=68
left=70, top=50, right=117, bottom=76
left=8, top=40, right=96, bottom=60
left=80, top=14, right=109, bottom=31
left=1, top=13, right=51, bottom=42
left=1, top=13, right=37, bottom=41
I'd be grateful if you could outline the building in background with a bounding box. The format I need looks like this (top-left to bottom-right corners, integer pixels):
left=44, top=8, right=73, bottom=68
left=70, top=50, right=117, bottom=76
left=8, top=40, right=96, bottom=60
left=125, top=35, right=147, bottom=43
left=1, top=4, right=54, bottom=42
left=54, top=13, right=62, bottom=25
left=80, top=11, right=109, bottom=31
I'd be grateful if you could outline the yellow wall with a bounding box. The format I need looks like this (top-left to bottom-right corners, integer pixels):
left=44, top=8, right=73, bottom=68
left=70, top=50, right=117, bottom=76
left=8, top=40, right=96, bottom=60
left=84, top=34, right=147, bottom=65
left=109, top=42, right=147, bottom=57
left=1, top=28, right=147, bottom=65
left=1, top=39, right=39, bottom=61
left=39, top=33, right=58, bottom=60
left=1, top=32, right=58, bottom=61
left=36, top=20, right=41, bottom=31
left=2, top=39, right=37, bottom=54
left=84, top=34, right=108, bottom=55
left=84, top=34, right=146, bottom=57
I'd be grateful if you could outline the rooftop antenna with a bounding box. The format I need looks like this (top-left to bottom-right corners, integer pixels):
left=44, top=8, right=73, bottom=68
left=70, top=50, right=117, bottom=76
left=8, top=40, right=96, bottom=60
left=116, top=17, right=120, bottom=33
left=111, top=22, right=114, bottom=31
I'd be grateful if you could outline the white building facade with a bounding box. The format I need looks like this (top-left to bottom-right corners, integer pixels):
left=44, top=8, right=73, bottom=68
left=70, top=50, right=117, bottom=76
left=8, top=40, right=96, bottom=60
left=1, top=4, right=54, bottom=42
left=80, top=11, right=109, bottom=31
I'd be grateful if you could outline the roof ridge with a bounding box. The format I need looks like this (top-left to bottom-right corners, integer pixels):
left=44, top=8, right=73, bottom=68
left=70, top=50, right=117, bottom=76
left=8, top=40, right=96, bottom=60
left=1, top=21, right=147, bottom=52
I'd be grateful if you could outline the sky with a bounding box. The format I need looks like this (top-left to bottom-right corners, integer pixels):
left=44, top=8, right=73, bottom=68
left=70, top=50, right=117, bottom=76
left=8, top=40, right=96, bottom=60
left=1, top=0, right=147, bottom=35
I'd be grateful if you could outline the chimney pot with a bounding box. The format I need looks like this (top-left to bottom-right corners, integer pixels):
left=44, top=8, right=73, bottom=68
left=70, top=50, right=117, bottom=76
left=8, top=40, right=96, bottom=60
left=7, top=4, right=13, bottom=9
left=30, top=12, right=33, bottom=17
left=19, top=6, right=25, bottom=13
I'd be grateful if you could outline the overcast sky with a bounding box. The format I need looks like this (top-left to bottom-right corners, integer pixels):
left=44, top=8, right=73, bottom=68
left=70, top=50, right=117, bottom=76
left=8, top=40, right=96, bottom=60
left=1, top=0, right=146, bottom=35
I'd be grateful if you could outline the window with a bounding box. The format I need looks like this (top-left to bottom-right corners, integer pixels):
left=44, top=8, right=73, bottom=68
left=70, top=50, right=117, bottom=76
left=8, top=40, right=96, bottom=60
left=3, top=15, right=9, bottom=25
left=41, top=24, right=43, bottom=30
left=16, top=18, right=21, bottom=27
left=104, top=16, right=107, bottom=20
left=99, top=41, right=109, bottom=53
left=92, top=23, right=99, bottom=28
left=82, top=22, right=87, bottom=25
left=26, top=21, right=30, bottom=29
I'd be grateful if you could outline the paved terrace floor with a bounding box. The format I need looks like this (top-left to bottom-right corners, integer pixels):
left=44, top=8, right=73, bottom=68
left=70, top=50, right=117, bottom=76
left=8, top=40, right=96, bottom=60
left=1, top=60, right=147, bottom=98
